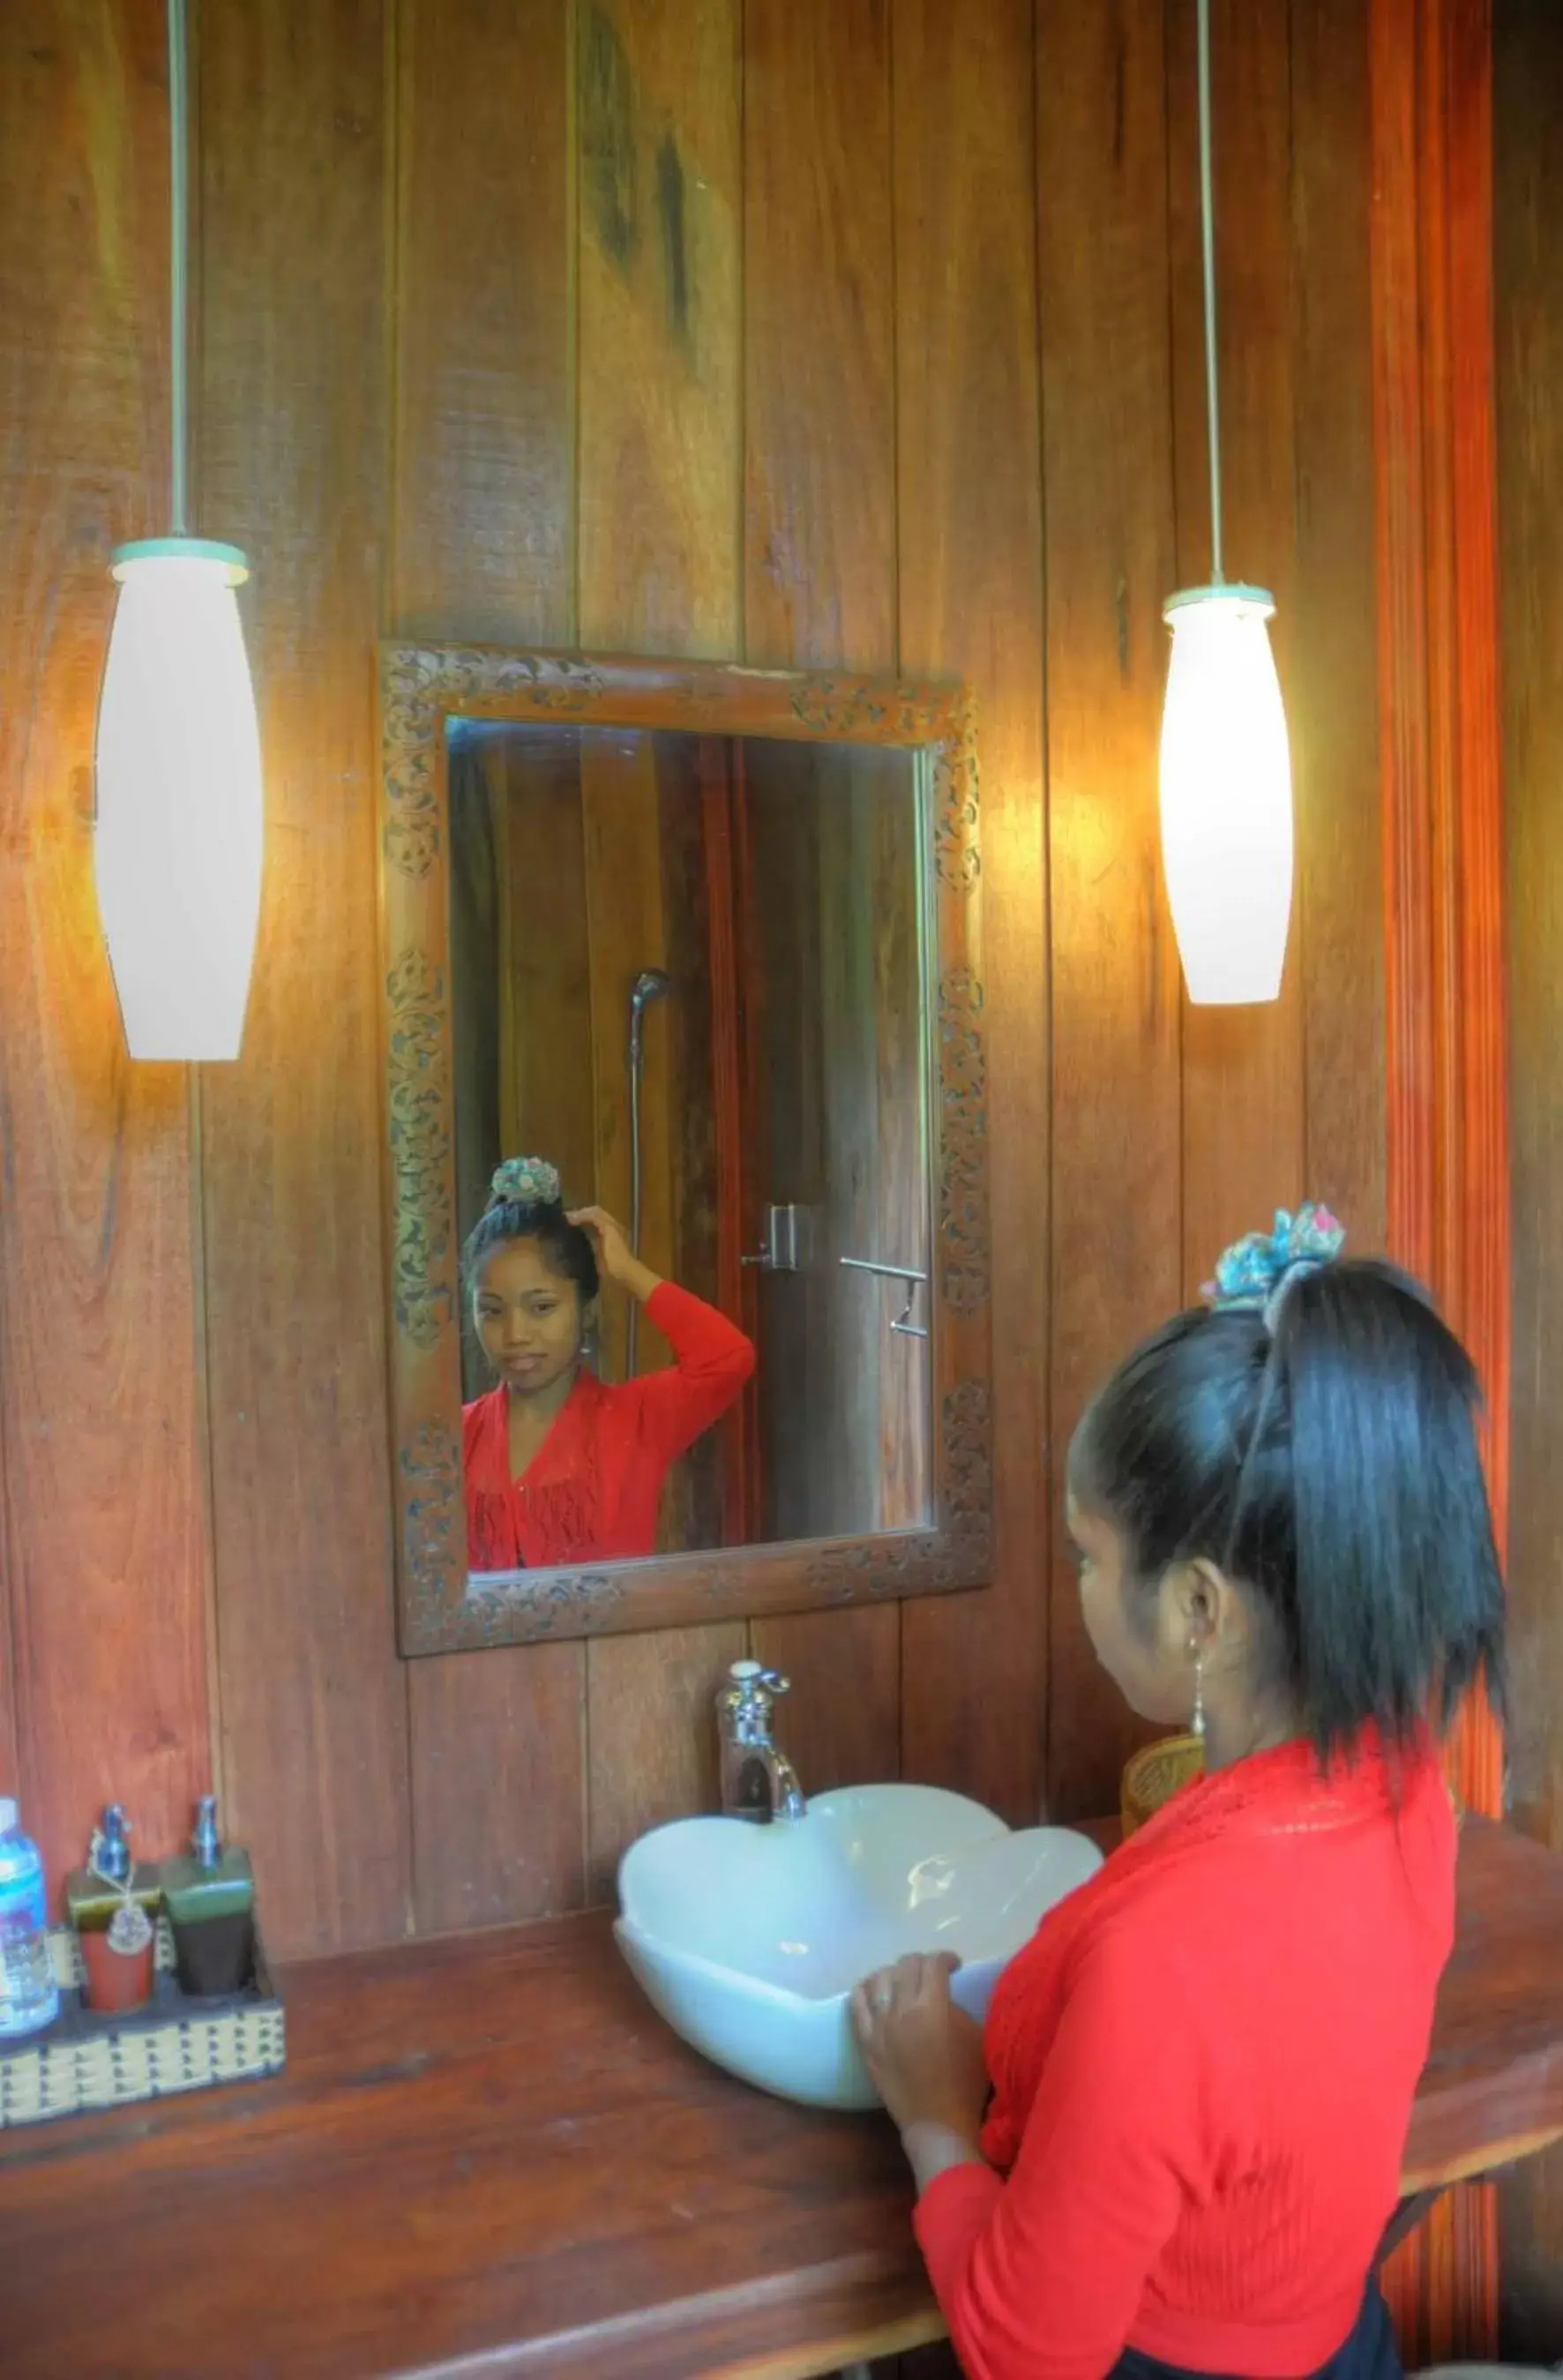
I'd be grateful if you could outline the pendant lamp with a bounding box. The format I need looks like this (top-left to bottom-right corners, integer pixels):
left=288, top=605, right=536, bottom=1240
left=93, top=0, right=263, bottom=1062
left=1159, top=0, right=1293, bottom=1007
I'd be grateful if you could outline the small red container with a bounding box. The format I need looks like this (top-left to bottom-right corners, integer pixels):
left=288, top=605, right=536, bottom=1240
left=79, top=1927, right=156, bottom=2015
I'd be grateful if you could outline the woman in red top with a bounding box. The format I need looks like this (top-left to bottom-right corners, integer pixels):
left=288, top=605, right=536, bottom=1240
left=852, top=1205, right=1506, bottom=2380
left=461, top=1156, right=755, bottom=1572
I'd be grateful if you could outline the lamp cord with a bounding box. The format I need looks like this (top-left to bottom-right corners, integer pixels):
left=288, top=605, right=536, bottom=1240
left=168, top=0, right=189, bottom=537
left=1197, top=0, right=1223, bottom=586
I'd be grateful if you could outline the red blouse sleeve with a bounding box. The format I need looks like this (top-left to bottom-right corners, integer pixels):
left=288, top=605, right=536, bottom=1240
left=912, top=1927, right=1213, bottom=2380
left=632, top=1281, right=756, bottom=1462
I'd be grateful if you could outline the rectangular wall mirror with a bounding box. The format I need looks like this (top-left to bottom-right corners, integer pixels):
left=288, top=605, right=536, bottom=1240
left=378, top=647, right=991, bottom=1653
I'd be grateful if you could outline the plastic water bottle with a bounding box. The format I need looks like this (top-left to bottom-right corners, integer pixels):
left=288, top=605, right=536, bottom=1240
left=0, top=1799, right=58, bottom=2035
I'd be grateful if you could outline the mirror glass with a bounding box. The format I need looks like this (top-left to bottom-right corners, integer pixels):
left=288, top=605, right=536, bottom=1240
left=445, top=719, right=933, bottom=1583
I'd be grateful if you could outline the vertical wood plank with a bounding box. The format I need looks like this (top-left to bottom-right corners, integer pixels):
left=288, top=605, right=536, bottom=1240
left=1494, top=0, right=1563, bottom=1878
left=197, top=0, right=412, bottom=1955
left=864, top=752, right=932, bottom=1533
left=584, top=1620, right=747, bottom=1900
left=497, top=734, right=595, bottom=1204
left=1168, top=0, right=1307, bottom=1294
left=389, top=0, right=573, bottom=647
left=701, top=745, right=759, bottom=1544
left=1492, top=0, right=1563, bottom=2354
left=578, top=0, right=740, bottom=656
left=579, top=0, right=748, bottom=1879
left=0, top=0, right=211, bottom=1892
left=744, top=0, right=896, bottom=673
left=1370, top=0, right=1506, bottom=2354
left=580, top=733, right=673, bottom=1383
left=1290, top=0, right=1387, bottom=1246
left=1038, top=0, right=1184, bottom=1822
left=744, top=0, right=901, bottom=1786
left=744, top=746, right=924, bottom=1546
left=408, top=1635, right=586, bottom=1932
left=390, top=0, right=587, bottom=1934
left=894, top=0, right=1049, bottom=1824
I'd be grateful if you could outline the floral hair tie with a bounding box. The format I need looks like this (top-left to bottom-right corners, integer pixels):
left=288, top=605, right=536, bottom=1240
left=490, top=1156, right=562, bottom=1209
left=1203, top=1202, right=1346, bottom=1333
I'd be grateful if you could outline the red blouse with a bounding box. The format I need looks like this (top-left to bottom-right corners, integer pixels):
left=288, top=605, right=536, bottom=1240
left=461, top=1281, right=755, bottom=1570
left=915, top=1728, right=1455, bottom=2380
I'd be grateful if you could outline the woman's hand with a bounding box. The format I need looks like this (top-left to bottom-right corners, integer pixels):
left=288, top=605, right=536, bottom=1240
left=567, top=1206, right=662, bottom=1301
left=851, top=1952, right=991, bottom=2146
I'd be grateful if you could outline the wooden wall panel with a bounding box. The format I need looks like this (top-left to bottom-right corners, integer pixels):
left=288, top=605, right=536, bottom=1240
left=1291, top=0, right=1387, bottom=1244
left=894, top=0, right=1049, bottom=1825
left=390, top=0, right=586, bottom=1938
left=743, top=0, right=901, bottom=1794
left=0, top=1, right=212, bottom=1897
left=196, top=0, right=412, bottom=1955
left=0, top=0, right=1450, bottom=2130
left=1169, top=0, right=1307, bottom=1294
left=1037, top=0, right=1184, bottom=1823
left=0, top=0, right=1528, bottom=2349
left=1495, top=0, right=1563, bottom=2353
left=577, top=0, right=751, bottom=1875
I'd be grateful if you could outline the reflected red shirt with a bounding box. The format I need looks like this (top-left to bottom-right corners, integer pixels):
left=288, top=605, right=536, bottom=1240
left=461, top=1282, right=754, bottom=1569
left=915, top=1729, right=1456, bottom=2380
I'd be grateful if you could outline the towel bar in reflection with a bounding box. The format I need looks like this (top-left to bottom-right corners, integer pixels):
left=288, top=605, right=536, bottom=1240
left=839, top=1254, right=930, bottom=1340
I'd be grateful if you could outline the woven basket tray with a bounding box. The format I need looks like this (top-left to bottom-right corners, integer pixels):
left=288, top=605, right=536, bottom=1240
left=1121, top=1732, right=1205, bottom=1836
left=0, top=1917, right=284, bottom=2129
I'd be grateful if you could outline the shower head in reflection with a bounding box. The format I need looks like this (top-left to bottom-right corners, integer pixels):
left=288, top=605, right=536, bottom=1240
left=628, top=968, right=672, bottom=1072
left=625, top=968, right=673, bottom=1375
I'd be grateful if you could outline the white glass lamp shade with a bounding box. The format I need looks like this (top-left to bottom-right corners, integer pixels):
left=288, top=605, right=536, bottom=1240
left=1158, top=584, right=1294, bottom=1007
left=94, top=538, right=264, bottom=1061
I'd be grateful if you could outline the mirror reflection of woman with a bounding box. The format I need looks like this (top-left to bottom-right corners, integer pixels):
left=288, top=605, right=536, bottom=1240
left=461, top=1157, right=756, bottom=1571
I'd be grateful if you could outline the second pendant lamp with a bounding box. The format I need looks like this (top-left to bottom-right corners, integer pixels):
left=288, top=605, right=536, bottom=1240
left=1159, top=0, right=1294, bottom=1009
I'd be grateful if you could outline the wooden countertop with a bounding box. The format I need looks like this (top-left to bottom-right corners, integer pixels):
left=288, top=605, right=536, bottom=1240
left=1, top=1816, right=1560, bottom=2380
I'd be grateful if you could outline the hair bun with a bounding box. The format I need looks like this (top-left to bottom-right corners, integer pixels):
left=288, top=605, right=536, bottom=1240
left=1203, top=1202, right=1346, bottom=1328
left=490, top=1156, right=562, bottom=1209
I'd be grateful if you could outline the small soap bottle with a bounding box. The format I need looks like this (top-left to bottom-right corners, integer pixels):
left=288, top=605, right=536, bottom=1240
left=161, top=1796, right=254, bottom=1998
left=74, top=1826, right=157, bottom=2014
left=64, top=1805, right=161, bottom=1934
left=66, top=1807, right=161, bottom=2013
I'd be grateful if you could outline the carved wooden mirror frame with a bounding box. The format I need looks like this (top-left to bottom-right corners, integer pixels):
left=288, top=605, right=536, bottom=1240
left=378, top=644, right=992, bottom=1655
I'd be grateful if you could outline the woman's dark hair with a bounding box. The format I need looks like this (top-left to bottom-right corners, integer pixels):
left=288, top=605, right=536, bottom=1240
left=1069, top=1258, right=1507, bottom=1762
left=461, top=1183, right=599, bottom=1309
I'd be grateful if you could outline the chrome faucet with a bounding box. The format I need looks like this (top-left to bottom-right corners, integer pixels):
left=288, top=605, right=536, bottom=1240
left=717, top=1661, right=805, bottom=1822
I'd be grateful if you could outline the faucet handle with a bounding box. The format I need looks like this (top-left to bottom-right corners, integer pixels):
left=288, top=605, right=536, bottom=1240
left=719, top=1660, right=790, bottom=1721
left=735, top=1659, right=789, bottom=1692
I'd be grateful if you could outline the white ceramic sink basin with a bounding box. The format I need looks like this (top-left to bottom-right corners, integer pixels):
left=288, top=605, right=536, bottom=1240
left=615, top=1785, right=1103, bottom=2110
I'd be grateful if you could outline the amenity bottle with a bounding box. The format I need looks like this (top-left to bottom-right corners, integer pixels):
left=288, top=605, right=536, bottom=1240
left=0, top=1800, right=58, bottom=2036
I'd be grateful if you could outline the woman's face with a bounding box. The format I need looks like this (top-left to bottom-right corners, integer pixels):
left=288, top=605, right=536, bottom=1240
left=475, top=1238, right=583, bottom=1398
left=1066, top=1489, right=1200, bottom=1729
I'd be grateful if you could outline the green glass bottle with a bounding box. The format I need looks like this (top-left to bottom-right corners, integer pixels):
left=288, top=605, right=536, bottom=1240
left=161, top=1796, right=254, bottom=1998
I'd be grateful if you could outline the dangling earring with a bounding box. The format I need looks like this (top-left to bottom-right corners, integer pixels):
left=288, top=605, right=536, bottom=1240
left=1189, top=1641, right=1206, bottom=1742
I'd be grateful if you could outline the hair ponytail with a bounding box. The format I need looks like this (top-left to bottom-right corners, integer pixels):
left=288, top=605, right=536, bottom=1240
left=1278, top=1261, right=1505, bottom=1755
left=1071, top=1226, right=1507, bottom=1765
